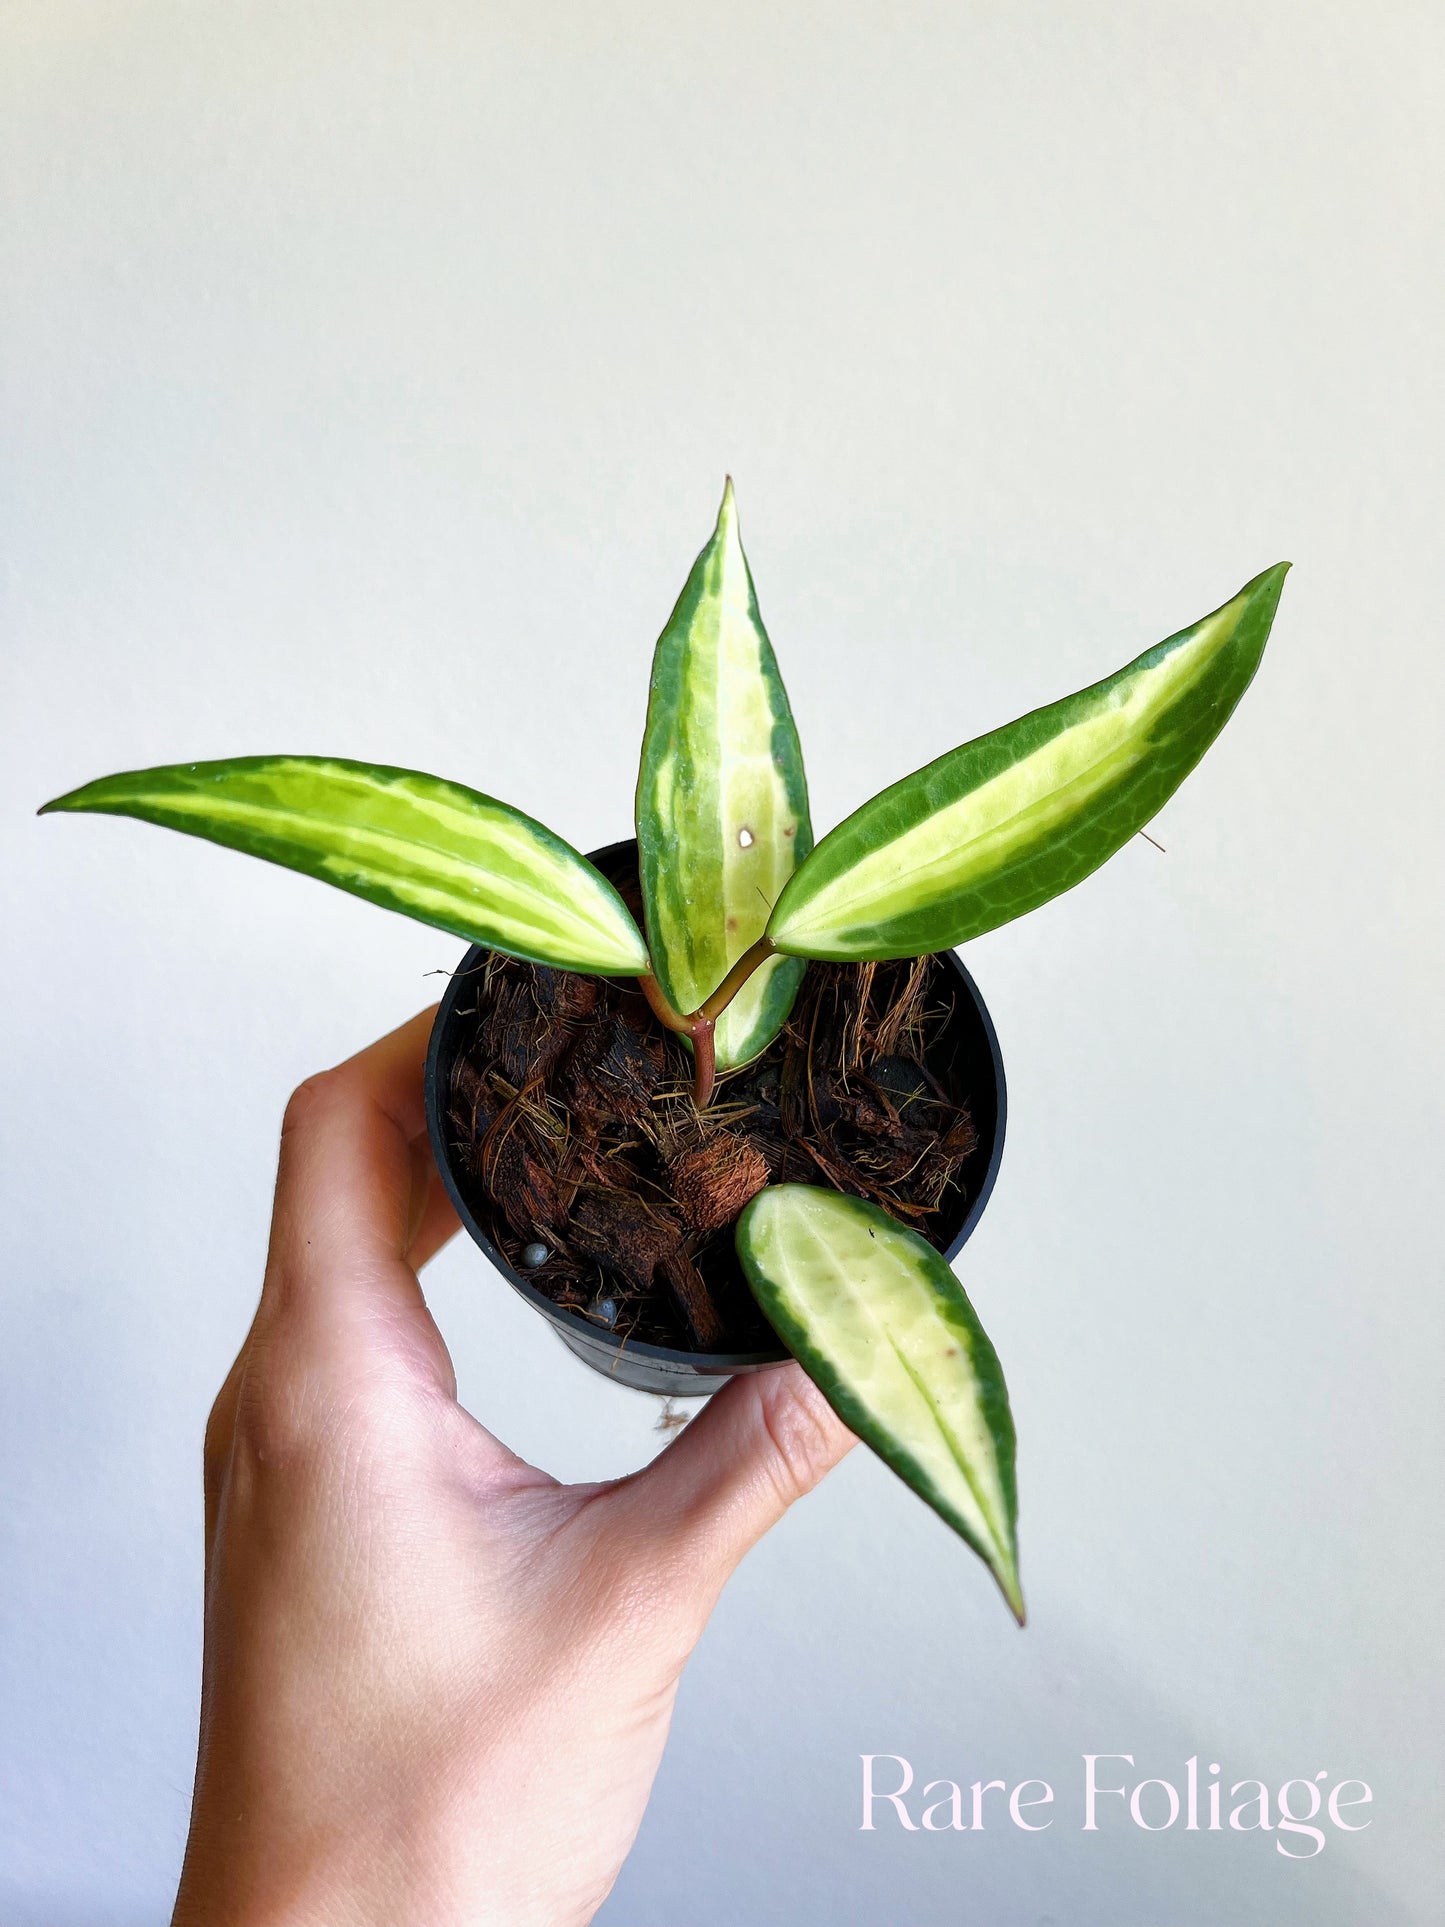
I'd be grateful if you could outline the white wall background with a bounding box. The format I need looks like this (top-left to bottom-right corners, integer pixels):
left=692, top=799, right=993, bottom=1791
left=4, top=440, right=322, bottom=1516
left=3, top=3, right=1442, bottom=1921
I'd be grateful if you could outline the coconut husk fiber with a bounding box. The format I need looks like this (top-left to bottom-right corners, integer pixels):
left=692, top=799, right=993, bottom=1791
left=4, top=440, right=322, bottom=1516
left=443, top=940, right=981, bottom=1357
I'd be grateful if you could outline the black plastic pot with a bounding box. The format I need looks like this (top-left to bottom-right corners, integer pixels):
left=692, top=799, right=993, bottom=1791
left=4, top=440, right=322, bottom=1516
left=425, top=840, right=1007, bottom=1396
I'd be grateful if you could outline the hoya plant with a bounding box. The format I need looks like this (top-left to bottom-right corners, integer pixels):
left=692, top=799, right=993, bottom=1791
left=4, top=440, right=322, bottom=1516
left=42, top=482, right=1287, bottom=1621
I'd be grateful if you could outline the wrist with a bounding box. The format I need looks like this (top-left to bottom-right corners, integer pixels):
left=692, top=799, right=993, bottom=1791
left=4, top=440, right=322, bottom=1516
left=172, top=1802, right=600, bottom=1927
left=173, top=1829, right=451, bottom=1927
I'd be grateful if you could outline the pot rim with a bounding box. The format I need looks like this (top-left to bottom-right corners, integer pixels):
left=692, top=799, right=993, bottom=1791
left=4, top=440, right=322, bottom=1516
left=423, top=838, right=1007, bottom=1375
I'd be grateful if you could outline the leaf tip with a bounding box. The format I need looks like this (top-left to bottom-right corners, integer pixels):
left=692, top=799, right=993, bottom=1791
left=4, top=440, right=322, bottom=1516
left=1228, top=561, right=1291, bottom=655
left=38, top=773, right=134, bottom=818
left=988, top=1554, right=1026, bottom=1625
left=1245, top=558, right=1291, bottom=609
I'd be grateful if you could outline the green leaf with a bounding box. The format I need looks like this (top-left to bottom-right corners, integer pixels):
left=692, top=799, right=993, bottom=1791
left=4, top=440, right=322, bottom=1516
left=736, top=1185, right=1022, bottom=1621
left=40, top=756, right=650, bottom=975
left=766, top=563, right=1289, bottom=962
left=636, top=479, right=812, bottom=1067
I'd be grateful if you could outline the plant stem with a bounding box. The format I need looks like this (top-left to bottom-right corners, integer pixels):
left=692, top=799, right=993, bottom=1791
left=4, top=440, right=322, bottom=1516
left=638, top=972, right=693, bottom=1035
left=638, top=936, right=778, bottom=1108
left=699, top=935, right=776, bottom=1022
left=690, top=1020, right=717, bottom=1108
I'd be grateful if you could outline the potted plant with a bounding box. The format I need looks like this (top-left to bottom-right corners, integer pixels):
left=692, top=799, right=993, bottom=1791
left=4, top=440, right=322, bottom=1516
left=40, top=482, right=1287, bottom=1622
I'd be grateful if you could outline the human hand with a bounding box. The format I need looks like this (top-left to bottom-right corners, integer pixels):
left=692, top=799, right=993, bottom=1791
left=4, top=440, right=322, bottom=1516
left=172, top=1010, right=854, bottom=1927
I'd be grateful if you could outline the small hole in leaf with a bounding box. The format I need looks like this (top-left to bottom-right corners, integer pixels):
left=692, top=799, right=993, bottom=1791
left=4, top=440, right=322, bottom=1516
left=738, top=826, right=755, bottom=848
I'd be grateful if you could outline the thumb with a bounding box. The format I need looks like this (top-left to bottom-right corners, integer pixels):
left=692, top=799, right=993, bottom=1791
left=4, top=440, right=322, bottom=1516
left=611, top=1362, right=856, bottom=1609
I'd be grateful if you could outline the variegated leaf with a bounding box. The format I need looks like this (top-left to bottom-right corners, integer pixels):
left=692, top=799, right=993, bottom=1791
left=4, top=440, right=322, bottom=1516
left=41, top=756, right=649, bottom=975
left=636, top=480, right=812, bottom=1066
left=736, top=1185, right=1023, bottom=1621
left=766, top=564, right=1288, bottom=961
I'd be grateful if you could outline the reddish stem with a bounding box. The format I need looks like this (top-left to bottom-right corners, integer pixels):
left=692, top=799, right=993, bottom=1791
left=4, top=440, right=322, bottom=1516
left=638, top=972, right=693, bottom=1034
left=699, top=935, right=776, bottom=1022
left=690, top=1019, right=717, bottom=1108
left=637, top=936, right=777, bottom=1108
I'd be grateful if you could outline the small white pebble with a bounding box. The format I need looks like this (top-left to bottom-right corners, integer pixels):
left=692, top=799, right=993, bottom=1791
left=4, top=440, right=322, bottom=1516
left=519, top=1241, right=549, bottom=1268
